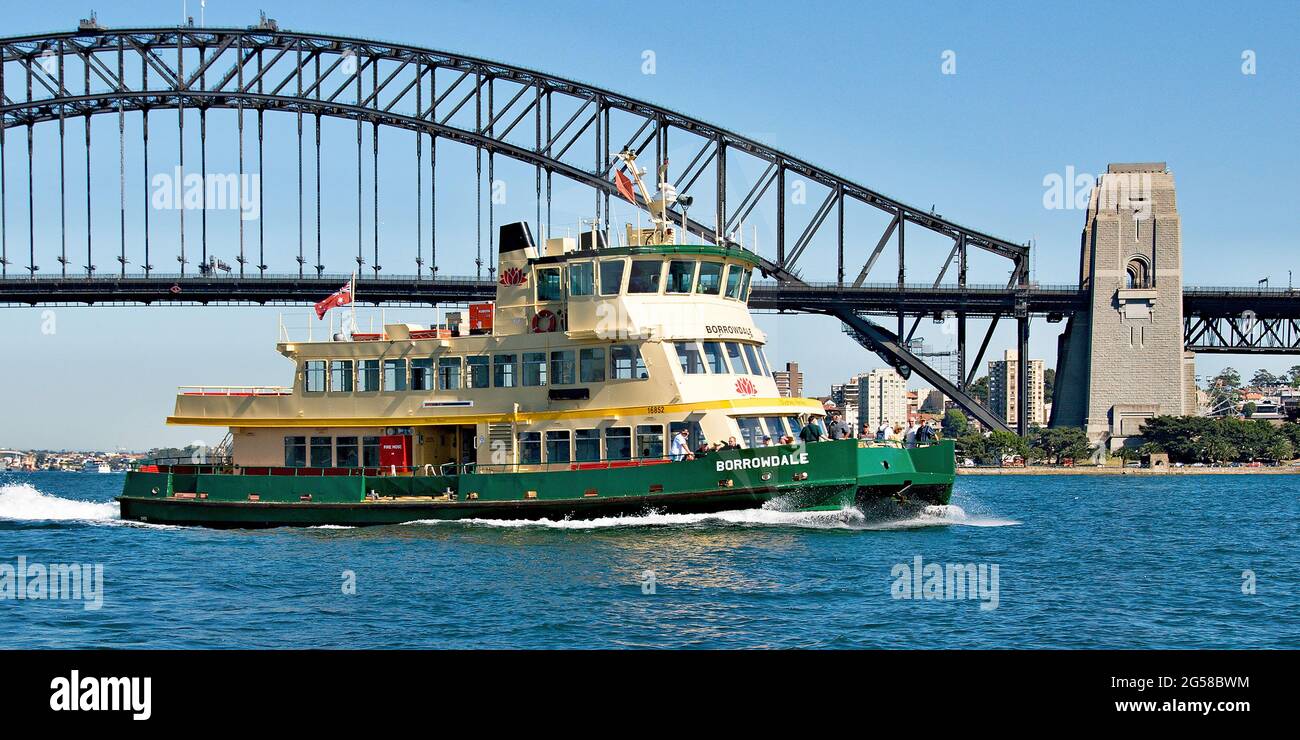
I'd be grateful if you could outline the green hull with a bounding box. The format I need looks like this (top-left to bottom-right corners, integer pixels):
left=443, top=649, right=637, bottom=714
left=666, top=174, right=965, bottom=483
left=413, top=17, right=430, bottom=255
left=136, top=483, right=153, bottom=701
left=118, top=439, right=954, bottom=528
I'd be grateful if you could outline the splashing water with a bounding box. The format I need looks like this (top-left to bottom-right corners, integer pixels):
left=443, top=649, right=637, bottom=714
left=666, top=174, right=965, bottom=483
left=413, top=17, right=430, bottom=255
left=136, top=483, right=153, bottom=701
left=0, top=482, right=119, bottom=523
left=403, top=502, right=1019, bottom=531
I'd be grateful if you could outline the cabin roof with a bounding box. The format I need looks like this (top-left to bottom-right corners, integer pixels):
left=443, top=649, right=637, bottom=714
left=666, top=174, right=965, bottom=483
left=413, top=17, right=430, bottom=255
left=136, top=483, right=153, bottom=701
left=531, top=243, right=764, bottom=267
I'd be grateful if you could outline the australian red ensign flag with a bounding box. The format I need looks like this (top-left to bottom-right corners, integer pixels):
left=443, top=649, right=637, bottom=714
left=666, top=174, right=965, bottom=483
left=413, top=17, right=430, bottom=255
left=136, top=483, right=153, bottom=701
left=614, top=168, right=637, bottom=203
left=315, top=279, right=353, bottom=319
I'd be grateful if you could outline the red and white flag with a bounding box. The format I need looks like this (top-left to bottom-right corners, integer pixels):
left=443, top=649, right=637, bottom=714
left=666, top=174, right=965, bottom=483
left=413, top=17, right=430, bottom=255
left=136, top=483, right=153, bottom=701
left=315, top=279, right=353, bottom=320
left=614, top=168, right=637, bottom=203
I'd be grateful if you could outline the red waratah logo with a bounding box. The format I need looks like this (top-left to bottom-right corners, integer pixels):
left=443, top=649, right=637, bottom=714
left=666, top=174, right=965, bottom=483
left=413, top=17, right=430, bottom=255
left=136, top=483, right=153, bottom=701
left=498, top=267, right=527, bottom=286
left=735, top=378, right=758, bottom=396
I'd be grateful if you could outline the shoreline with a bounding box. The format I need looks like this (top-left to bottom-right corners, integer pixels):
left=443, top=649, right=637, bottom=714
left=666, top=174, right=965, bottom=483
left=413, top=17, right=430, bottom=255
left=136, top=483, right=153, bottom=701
left=959, top=465, right=1300, bottom=476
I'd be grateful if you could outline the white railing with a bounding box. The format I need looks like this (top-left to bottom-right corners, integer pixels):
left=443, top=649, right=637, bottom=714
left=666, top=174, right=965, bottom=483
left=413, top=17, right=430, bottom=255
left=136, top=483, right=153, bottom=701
left=178, top=385, right=292, bottom=396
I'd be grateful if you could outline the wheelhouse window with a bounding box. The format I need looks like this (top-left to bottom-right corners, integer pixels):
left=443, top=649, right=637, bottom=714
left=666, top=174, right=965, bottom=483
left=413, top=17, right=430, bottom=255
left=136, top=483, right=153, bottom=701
left=666, top=259, right=696, bottom=293
left=466, top=356, right=490, bottom=389
left=304, top=361, right=326, bottom=393
left=284, top=436, right=307, bottom=467
left=599, top=259, right=625, bottom=296
left=739, top=269, right=753, bottom=301
left=579, top=347, right=606, bottom=383
left=724, top=342, right=750, bottom=374
left=522, top=352, right=547, bottom=386
left=702, top=342, right=727, bottom=374
left=438, top=357, right=462, bottom=390
left=362, top=436, right=381, bottom=467
left=494, top=354, right=518, bottom=387
left=550, top=350, right=576, bottom=385
left=674, top=341, right=707, bottom=374
left=518, top=432, right=541, bottom=465
left=536, top=267, right=563, bottom=302
left=627, top=260, right=663, bottom=293
left=411, top=358, right=434, bottom=391
left=569, top=262, right=595, bottom=296
left=756, top=349, right=773, bottom=377
left=575, top=429, right=601, bottom=462
left=357, top=360, right=380, bottom=392
left=545, top=430, right=571, bottom=464
left=723, top=265, right=744, bottom=299
left=696, top=262, right=723, bottom=295
left=329, top=360, right=354, bottom=392
left=310, top=436, right=333, bottom=467
left=606, top=427, right=632, bottom=461
left=383, top=359, right=407, bottom=391
left=610, top=345, right=647, bottom=380
left=742, top=344, right=763, bottom=377
left=336, top=437, right=360, bottom=467
left=636, top=424, right=665, bottom=459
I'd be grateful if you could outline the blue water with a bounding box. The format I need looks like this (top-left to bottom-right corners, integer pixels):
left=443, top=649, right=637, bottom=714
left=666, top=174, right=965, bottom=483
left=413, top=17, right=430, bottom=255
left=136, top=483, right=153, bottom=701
left=0, top=471, right=1295, bottom=648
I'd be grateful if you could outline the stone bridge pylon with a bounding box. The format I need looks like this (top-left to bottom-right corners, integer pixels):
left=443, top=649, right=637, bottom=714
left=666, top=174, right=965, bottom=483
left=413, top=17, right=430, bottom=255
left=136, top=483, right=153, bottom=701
left=1051, top=163, right=1199, bottom=450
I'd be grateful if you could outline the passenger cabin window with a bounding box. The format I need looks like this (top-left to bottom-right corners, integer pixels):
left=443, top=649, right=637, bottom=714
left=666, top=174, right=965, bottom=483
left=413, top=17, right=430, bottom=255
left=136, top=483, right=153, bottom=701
left=303, top=361, right=326, bottom=393
left=518, top=432, right=541, bottom=465
left=466, top=356, right=489, bottom=389
left=696, top=262, right=723, bottom=295
left=575, top=429, right=601, bottom=462
left=606, top=427, right=632, bottom=460
left=723, top=265, right=744, bottom=299
left=411, top=358, right=433, bottom=391
left=383, top=359, right=407, bottom=391
left=579, top=348, right=606, bottom=383
left=736, top=418, right=764, bottom=448
left=550, top=350, right=576, bottom=385
left=336, top=437, right=360, bottom=467
left=702, top=342, right=727, bottom=374
left=724, top=342, right=749, bottom=374
left=438, top=357, right=462, bottom=390
left=329, top=360, right=353, bottom=393
left=610, top=345, right=647, bottom=380
left=545, top=431, right=571, bottom=464
left=362, top=436, right=381, bottom=467
left=522, top=352, right=547, bottom=386
left=569, top=262, right=595, bottom=296
left=536, top=268, right=563, bottom=302
left=357, top=360, right=380, bottom=392
left=636, top=425, right=665, bottom=459
left=599, top=259, right=625, bottom=296
left=494, top=354, right=518, bottom=387
left=763, top=417, right=786, bottom=439
left=284, top=436, right=307, bottom=467
left=627, top=260, right=663, bottom=293
left=666, top=260, right=696, bottom=293
left=310, top=436, right=332, bottom=467
left=675, top=342, right=707, bottom=374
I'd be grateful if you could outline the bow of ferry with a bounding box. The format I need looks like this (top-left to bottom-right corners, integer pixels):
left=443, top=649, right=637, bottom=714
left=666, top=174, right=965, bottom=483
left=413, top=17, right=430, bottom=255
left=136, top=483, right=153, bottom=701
left=119, top=153, right=953, bottom=528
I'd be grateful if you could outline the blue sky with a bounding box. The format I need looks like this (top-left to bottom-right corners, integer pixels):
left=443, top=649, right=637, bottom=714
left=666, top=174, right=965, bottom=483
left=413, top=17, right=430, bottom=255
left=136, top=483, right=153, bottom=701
left=1, top=0, right=1297, bottom=450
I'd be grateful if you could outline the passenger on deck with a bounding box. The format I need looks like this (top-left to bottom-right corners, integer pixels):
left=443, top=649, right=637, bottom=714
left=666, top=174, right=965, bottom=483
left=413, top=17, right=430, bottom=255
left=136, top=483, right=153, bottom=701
left=724, top=437, right=741, bottom=451
left=695, top=442, right=712, bottom=459
left=760, top=436, right=774, bottom=447
left=799, top=417, right=824, bottom=443
left=670, top=429, right=691, bottom=461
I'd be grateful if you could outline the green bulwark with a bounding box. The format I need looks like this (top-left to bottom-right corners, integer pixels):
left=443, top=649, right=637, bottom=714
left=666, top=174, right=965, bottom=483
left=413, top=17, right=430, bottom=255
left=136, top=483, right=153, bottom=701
left=119, top=440, right=955, bottom=528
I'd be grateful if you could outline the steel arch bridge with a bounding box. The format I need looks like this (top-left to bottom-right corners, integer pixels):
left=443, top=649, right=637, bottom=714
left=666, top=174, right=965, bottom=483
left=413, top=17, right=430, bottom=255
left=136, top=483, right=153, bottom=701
left=0, top=21, right=1039, bottom=432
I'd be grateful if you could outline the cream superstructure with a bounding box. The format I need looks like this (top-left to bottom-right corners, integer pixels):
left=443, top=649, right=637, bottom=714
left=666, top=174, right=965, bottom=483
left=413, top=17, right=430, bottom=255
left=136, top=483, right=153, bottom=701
left=172, top=221, right=824, bottom=473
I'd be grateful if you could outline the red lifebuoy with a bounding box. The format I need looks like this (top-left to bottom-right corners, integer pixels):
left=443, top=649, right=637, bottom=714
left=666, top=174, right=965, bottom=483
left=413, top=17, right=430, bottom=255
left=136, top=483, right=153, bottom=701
left=532, top=309, right=558, bottom=333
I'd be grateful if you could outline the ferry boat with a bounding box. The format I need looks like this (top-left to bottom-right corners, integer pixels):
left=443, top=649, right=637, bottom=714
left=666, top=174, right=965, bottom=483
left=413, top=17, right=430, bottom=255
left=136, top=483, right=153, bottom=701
left=118, top=152, right=954, bottom=528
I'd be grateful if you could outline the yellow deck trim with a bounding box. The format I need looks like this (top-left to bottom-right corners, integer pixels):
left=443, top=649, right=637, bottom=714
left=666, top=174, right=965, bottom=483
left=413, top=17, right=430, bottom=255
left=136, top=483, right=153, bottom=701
left=167, top=396, right=824, bottom=428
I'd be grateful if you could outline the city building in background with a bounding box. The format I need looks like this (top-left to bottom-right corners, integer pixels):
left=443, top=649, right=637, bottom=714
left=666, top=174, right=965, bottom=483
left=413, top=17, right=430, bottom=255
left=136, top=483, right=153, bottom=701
left=858, top=368, right=908, bottom=429
left=989, top=349, right=1046, bottom=432
left=773, top=362, right=804, bottom=398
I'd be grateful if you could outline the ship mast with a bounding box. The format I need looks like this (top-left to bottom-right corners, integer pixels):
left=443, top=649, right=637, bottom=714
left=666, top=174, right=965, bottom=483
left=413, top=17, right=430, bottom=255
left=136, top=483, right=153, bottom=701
left=614, top=149, right=678, bottom=246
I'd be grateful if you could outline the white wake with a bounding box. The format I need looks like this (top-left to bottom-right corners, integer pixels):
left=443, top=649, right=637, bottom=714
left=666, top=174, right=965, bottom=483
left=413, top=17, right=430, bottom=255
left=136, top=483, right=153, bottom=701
left=0, top=482, right=119, bottom=522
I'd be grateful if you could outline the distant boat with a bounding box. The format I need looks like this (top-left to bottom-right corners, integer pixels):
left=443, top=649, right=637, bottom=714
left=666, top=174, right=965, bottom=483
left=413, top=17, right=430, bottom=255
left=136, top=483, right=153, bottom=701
left=82, top=460, right=112, bottom=474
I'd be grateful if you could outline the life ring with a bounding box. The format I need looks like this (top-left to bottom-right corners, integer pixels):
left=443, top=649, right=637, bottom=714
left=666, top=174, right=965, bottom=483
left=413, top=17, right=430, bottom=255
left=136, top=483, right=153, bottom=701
left=532, top=309, right=558, bottom=333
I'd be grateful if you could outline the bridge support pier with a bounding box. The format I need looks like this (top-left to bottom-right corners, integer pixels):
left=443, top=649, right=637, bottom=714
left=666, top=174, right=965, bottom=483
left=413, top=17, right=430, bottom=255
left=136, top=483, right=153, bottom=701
left=1050, top=163, right=1198, bottom=451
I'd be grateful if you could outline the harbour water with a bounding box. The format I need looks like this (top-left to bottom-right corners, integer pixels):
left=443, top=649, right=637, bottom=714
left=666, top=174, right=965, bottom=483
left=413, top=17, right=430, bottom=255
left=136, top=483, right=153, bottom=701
left=0, top=471, right=1295, bottom=649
